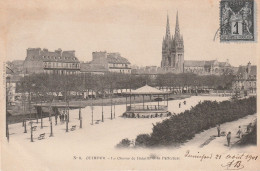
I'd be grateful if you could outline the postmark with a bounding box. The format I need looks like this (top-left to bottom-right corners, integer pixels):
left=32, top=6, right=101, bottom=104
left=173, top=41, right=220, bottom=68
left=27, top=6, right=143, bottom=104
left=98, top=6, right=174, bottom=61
left=220, top=0, right=254, bottom=41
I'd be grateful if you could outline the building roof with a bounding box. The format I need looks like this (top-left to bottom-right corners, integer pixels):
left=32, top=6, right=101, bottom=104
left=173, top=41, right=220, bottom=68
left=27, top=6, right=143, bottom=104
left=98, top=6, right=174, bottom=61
left=219, top=62, right=231, bottom=67
left=184, top=60, right=205, bottom=67
left=205, top=60, right=218, bottom=66
left=236, top=65, right=257, bottom=76
left=6, top=66, right=14, bottom=74
left=107, top=53, right=130, bottom=64
left=12, top=60, right=24, bottom=65
left=41, top=51, right=79, bottom=63
left=124, top=85, right=169, bottom=95
left=251, top=65, right=257, bottom=75
left=27, top=48, right=80, bottom=63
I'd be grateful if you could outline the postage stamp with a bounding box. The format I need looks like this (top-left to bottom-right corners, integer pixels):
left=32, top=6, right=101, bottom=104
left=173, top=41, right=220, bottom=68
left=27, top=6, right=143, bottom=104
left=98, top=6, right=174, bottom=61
left=220, top=0, right=254, bottom=41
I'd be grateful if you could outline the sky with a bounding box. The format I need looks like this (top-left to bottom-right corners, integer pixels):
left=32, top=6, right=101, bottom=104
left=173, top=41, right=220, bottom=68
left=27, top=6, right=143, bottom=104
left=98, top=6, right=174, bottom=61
left=1, top=0, right=259, bottom=67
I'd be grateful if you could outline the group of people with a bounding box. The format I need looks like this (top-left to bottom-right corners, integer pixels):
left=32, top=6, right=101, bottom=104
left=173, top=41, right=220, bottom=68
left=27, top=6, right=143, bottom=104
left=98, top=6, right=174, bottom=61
left=217, top=124, right=233, bottom=147
left=216, top=123, right=254, bottom=147
left=59, top=110, right=68, bottom=123
left=179, top=100, right=186, bottom=108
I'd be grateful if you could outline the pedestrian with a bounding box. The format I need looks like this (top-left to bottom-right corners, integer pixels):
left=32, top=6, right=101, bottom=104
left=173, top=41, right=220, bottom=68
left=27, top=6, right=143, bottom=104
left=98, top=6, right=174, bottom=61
left=226, top=132, right=231, bottom=147
left=179, top=102, right=181, bottom=108
left=237, top=126, right=242, bottom=138
left=246, top=123, right=252, bottom=133
left=217, top=124, right=221, bottom=137
left=184, top=101, right=186, bottom=105
left=59, top=114, right=61, bottom=122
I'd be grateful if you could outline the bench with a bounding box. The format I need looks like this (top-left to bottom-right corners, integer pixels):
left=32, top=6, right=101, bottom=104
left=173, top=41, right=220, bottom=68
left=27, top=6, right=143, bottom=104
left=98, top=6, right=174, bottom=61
left=71, top=125, right=76, bottom=131
left=38, top=133, right=45, bottom=140
left=32, top=126, right=37, bottom=131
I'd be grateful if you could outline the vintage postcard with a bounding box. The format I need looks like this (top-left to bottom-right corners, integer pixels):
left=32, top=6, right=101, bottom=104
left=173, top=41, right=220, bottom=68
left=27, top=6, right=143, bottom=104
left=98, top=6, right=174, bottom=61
left=1, top=0, right=259, bottom=170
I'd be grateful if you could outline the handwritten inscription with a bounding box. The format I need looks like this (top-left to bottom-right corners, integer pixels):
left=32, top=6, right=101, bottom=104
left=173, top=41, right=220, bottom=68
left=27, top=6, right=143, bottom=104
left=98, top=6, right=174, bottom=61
left=184, top=150, right=258, bottom=170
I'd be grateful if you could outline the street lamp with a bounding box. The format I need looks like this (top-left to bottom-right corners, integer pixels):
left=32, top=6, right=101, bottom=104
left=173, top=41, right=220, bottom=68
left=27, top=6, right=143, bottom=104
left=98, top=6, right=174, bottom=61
left=90, top=90, right=94, bottom=125
left=30, top=121, right=33, bottom=142
left=40, top=94, right=43, bottom=129
left=114, top=101, right=115, bottom=119
left=80, top=112, right=82, bottom=129
left=6, top=76, right=10, bottom=142
left=50, top=119, right=53, bottom=137
left=110, top=85, right=113, bottom=120
left=29, top=83, right=36, bottom=121
left=24, top=119, right=27, bottom=133
left=102, top=92, right=104, bottom=122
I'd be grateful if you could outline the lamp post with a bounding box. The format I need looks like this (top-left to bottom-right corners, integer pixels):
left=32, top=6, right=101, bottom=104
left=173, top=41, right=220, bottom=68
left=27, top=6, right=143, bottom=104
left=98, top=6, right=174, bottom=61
left=36, top=93, right=39, bottom=124
left=91, top=90, right=94, bottom=125
left=114, top=101, right=115, bottom=119
left=110, top=86, right=113, bottom=120
left=79, top=108, right=81, bottom=120
left=66, top=116, right=68, bottom=132
left=6, top=76, right=10, bottom=142
left=80, top=114, right=82, bottom=128
left=50, top=119, right=53, bottom=137
left=30, top=121, right=33, bottom=142
left=24, top=119, right=27, bottom=133
left=102, top=93, right=104, bottom=122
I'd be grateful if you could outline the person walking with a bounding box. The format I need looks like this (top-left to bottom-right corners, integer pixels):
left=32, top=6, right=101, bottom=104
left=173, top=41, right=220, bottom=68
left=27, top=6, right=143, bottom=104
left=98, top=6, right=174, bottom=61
left=247, top=123, right=252, bottom=133
left=226, top=132, right=231, bottom=147
left=217, top=124, right=221, bottom=137
left=179, top=102, right=181, bottom=108
left=237, top=126, right=242, bottom=138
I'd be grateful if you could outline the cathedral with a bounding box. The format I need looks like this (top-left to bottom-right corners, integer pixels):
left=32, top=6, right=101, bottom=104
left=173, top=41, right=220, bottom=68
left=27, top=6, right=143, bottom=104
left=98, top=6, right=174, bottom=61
left=161, top=12, right=184, bottom=73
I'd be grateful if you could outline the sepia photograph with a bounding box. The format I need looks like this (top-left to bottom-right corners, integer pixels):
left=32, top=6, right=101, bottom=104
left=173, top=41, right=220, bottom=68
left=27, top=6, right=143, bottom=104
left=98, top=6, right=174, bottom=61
left=1, top=0, right=259, bottom=170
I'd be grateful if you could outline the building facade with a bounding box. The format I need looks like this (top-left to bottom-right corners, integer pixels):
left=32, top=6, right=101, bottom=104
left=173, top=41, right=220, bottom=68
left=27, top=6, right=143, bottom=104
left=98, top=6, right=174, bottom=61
left=232, top=62, right=257, bottom=96
left=184, top=59, right=233, bottom=75
left=161, top=12, right=184, bottom=73
left=81, top=51, right=131, bottom=74
left=23, top=48, right=80, bottom=75
left=107, top=52, right=131, bottom=74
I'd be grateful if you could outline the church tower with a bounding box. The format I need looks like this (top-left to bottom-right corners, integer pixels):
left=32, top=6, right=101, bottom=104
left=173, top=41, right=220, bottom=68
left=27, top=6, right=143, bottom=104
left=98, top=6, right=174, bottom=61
left=161, top=12, right=184, bottom=72
left=161, top=14, right=172, bottom=68
left=172, top=12, right=184, bottom=72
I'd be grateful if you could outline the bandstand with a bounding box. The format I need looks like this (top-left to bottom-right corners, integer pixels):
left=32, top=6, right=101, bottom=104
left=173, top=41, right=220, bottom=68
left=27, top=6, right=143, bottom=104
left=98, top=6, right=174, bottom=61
left=122, top=85, right=171, bottom=118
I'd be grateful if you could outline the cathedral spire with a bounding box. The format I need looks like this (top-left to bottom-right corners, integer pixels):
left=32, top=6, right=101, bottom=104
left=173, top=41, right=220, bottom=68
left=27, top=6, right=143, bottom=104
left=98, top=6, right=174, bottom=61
left=165, top=13, right=171, bottom=40
left=175, top=11, right=180, bottom=36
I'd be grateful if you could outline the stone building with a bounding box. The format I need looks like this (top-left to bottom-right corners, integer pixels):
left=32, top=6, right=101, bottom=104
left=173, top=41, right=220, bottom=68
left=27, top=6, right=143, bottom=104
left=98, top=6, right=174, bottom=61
left=23, top=48, right=80, bottom=75
left=161, top=12, right=184, bottom=73
left=81, top=51, right=131, bottom=74
left=232, top=62, right=257, bottom=96
left=184, top=59, right=233, bottom=75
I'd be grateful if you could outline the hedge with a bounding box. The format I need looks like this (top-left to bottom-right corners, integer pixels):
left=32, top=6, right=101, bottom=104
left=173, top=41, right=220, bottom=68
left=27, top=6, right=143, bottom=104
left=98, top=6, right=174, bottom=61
left=133, top=97, right=256, bottom=147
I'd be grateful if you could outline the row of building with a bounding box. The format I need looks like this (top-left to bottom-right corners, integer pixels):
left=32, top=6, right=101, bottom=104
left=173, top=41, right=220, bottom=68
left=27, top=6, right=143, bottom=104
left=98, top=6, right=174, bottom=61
left=8, top=47, right=237, bottom=76
left=9, top=48, right=130, bottom=75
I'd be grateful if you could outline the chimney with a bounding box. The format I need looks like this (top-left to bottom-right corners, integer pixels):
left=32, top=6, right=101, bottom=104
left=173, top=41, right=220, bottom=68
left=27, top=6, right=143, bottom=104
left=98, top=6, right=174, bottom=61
left=55, top=48, right=62, bottom=56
